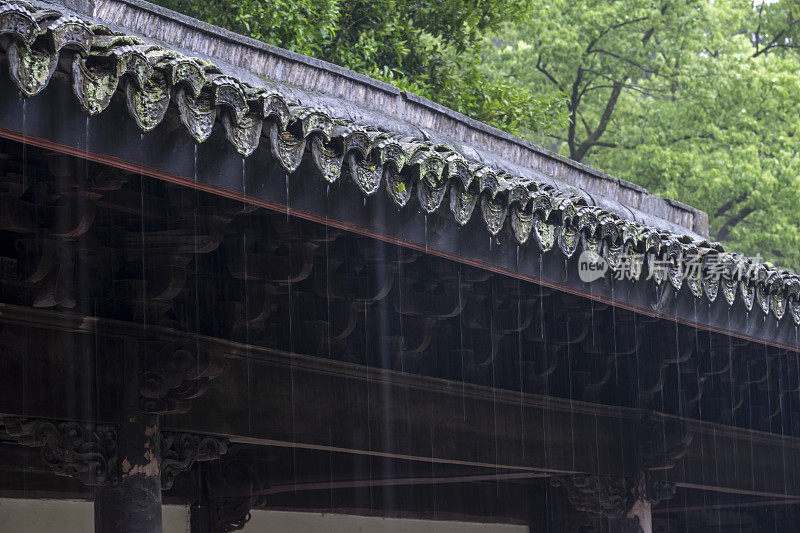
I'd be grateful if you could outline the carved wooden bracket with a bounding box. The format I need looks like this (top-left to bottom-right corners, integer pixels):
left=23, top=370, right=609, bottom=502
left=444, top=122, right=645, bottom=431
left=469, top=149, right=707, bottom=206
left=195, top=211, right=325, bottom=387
left=209, top=495, right=259, bottom=533
left=640, top=414, right=694, bottom=471
left=2, top=417, right=119, bottom=485
left=138, top=341, right=225, bottom=415
left=193, top=454, right=270, bottom=532
left=552, top=472, right=677, bottom=532
left=1, top=417, right=228, bottom=489
left=161, top=432, right=229, bottom=490
left=0, top=164, right=127, bottom=310
left=641, top=477, right=677, bottom=506
left=551, top=474, right=631, bottom=520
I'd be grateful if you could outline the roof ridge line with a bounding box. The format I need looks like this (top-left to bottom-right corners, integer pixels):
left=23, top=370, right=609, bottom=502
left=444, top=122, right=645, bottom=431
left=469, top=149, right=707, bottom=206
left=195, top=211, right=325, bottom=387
left=2, top=0, right=798, bottom=328
left=91, top=0, right=709, bottom=237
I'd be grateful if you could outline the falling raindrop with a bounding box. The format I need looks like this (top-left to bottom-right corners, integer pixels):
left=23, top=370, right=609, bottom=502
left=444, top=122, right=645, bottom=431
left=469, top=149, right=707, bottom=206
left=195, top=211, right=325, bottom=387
left=139, top=133, right=147, bottom=329
left=745, top=344, right=756, bottom=500
left=85, top=115, right=90, bottom=191
left=727, top=307, right=743, bottom=533
left=610, top=278, right=626, bottom=485
left=693, top=299, right=709, bottom=521
left=658, top=334, right=671, bottom=533
left=363, top=300, right=374, bottom=508
left=397, top=243, right=404, bottom=373
left=539, top=254, right=544, bottom=340
left=564, top=308, right=576, bottom=469
left=458, top=266, right=465, bottom=419
left=288, top=260, right=298, bottom=493
left=517, top=279, right=524, bottom=458
left=589, top=282, right=595, bottom=349
left=673, top=303, right=690, bottom=532
left=490, top=280, right=500, bottom=492
left=191, top=142, right=203, bottom=501
left=324, top=182, right=332, bottom=362
left=424, top=215, right=428, bottom=254
left=285, top=173, right=290, bottom=220
left=775, top=340, right=789, bottom=532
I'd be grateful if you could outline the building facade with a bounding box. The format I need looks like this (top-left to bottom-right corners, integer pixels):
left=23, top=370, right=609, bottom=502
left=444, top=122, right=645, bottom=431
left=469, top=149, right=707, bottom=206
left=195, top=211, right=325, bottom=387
left=0, top=1, right=799, bottom=531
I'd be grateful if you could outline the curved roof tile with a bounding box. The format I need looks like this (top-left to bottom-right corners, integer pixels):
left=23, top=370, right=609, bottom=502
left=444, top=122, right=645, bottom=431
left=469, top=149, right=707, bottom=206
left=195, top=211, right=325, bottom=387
left=1, top=0, right=798, bottom=327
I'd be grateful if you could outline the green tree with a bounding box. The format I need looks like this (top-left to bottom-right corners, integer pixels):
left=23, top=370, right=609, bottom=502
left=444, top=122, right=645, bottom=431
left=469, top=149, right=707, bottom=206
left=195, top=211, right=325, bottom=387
left=152, top=0, right=568, bottom=135
left=484, top=0, right=800, bottom=269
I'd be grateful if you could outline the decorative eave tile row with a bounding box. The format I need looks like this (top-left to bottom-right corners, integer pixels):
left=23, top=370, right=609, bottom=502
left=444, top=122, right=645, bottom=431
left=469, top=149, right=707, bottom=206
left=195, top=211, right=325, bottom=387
left=1, top=0, right=799, bottom=326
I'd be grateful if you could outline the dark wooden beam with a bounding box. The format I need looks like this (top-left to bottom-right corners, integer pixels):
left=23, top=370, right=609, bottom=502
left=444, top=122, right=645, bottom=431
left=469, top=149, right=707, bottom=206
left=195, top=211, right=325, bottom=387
left=1, top=305, right=798, bottom=499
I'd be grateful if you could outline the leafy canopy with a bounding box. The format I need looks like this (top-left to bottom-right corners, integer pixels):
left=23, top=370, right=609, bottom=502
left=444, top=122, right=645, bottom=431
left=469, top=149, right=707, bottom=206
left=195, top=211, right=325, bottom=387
left=484, top=0, right=800, bottom=269
left=155, top=0, right=800, bottom=270
left=151, top=0, right=568, bottom=135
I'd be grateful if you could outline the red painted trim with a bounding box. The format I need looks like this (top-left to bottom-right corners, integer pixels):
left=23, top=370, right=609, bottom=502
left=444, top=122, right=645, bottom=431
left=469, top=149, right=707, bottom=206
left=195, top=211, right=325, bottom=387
left=2, top=126, right=797, bottom=353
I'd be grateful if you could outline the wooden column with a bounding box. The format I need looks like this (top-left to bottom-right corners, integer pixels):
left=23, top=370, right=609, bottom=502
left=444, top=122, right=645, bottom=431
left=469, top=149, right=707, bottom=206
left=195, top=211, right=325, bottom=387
left=95, top=337, right=163, bottom=533
left=608, top=516, right=647, bottom=533
left=189, top=504, right=211, bottom=533
left=625, top=498, right=652, bottom=533
left=189, top=462, right=210, bottom=533
left=94, top=414, right=162, bottom=533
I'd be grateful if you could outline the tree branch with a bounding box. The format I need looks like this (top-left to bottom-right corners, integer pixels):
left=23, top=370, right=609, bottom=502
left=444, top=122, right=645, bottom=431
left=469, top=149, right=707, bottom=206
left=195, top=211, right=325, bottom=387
left=587, top=48, right=656, bottom=73
left=754, top=2, right=765, bottom=55
left=714, top=193, right=748, bottom=218
left=752, top=17, right=800, bottom=58
left=581, top=116, right=592, bottom=138
left=580, top=77, right=658, bottom=96
left=535, top=57, right=560, bottom=87
left=716, top=206, right=756, bottom=241
left=572, top=81, right=623, bottom=161
left=590, top=141, right=619, bottom=148
left=566, top=68, right=585, bottom=159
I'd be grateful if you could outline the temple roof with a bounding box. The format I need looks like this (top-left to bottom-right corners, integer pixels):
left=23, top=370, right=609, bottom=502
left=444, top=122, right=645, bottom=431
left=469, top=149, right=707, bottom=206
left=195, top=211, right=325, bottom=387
left=1, top=0, right=799, bottom=327
left=91, top=0, right=708, bottom=238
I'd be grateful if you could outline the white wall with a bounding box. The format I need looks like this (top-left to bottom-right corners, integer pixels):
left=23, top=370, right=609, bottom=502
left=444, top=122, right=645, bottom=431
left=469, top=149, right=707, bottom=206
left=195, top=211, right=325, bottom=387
left=244, top=510, right=528, bottom=532
left=0, top=499, right=189, bottom=533
left=0, top=498, right=528, bottom=533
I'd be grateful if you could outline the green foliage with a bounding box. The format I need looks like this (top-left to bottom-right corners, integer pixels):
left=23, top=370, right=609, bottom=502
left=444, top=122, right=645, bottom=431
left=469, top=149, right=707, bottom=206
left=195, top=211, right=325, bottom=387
left=152, top=0, right=568, bottom=135
left=155, top=0, right=340, bottom=57
left=483, top=0, right=800, bottom=270
left=154, top=0, right=799, bottom=269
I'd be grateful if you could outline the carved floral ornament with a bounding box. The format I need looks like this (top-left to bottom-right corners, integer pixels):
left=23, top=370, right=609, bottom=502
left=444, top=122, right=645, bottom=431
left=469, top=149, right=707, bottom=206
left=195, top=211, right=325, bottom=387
left=0, top=0, right=798, bottom=326
left=552, top=473, right=676, bottom=532
left=0, top=417, right=228, bottom=488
